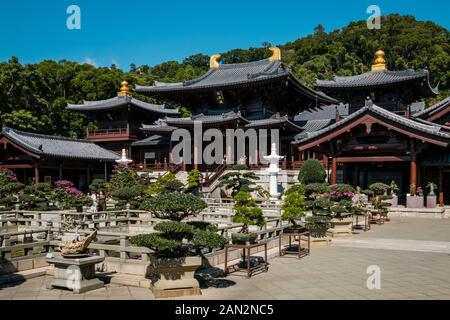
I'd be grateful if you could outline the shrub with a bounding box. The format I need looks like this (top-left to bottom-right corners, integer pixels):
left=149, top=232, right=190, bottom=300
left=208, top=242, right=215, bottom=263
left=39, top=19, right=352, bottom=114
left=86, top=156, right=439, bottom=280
left=218, top=164, right=260, bottom=197
left=89, top=179, right=107, bottom=192
left=298, top=159, right=326, bottom=184
left=369, top=183, right=390, bottom=195
left=284, top=184, right=305, bottom=196
left=140, top=192, right=207, bottom=221
left=232, top=191, right=266, bottom=233
left=187, top=169, right=203, bottom=193
left=281, top=193, right=306, bottom=225
left=304, top=183, right=330, bottom=198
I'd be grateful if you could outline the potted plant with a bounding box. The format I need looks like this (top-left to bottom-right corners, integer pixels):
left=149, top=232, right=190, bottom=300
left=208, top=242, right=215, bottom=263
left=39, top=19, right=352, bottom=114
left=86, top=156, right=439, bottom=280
left=281, top=192, right=306, bottom=233
left=53, top=180, right=92, bottom=212
left=231, top=191, right=266, bottom=244
left=326, top=184, right=355, bottom=237
left=406, top=183, right=424, bottom=208
left=389, top=181, right=399, bottom=207
left=426, top=182, right=437, bottom=208
left=304, top=183, right=333, bottom=242
left=0, top=168, right=24, bottom=211
left=129, top=192, right=226, bottom=298
left=18, top=183, right=51, bottom=211
left=187, top=169, right=203, bottom=195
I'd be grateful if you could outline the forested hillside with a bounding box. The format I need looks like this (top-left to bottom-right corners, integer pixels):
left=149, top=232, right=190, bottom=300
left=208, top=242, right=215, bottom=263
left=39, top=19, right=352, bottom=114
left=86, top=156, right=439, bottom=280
left=1, top=14, right=449, bottom=138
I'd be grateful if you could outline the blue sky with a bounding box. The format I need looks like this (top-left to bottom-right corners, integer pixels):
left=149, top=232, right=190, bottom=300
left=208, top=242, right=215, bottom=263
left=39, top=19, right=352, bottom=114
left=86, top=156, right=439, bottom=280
left=1, top=0, right=449, bottom=70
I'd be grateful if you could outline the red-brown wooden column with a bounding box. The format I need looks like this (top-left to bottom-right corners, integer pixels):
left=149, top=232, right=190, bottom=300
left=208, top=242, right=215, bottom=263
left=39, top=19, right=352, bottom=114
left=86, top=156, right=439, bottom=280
left=34, top=165, right=40, bottom=184
left=439, top=167, right=444, bottom=206
left=410, top=141, right=417, bottom=187
left=331, top=157, right=337, bottom=185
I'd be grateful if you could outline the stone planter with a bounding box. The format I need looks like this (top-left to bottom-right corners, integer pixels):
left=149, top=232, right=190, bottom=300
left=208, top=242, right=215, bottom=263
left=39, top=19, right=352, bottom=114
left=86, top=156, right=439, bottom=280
left=327, top=217, right=353, bottom=237
left=406, top=196, right=424, bottom=208
left=426, top=196, right=437, bottom=208
left=385, top=194, right=398, bottom=207
left=149, top=256, right=202, bottom=298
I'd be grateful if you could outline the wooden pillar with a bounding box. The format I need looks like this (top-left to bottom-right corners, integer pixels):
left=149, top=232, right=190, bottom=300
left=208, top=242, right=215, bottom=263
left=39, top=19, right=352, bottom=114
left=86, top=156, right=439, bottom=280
left=331, top=157, right=337, bottom=185
left=58, top=163, right=63, bottom=180
left=322, top=154, right=328, bottom=168
left=87, top=166, right=91, bottom=185
left=410, top=156, right=417, bottom=187
left=104, top=162, right=108, bottom=181
left=439, top=167, right=444, bottom=207
left=34, top=164, right=40, bottom=184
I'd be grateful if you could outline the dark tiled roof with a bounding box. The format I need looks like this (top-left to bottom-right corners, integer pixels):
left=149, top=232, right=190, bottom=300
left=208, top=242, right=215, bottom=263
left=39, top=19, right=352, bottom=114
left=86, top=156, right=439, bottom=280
left=66, top=96, right=179, bottom=115
left=293, top=103, right=450, bottom=145
left=131, top=135, right=170, bottom=147
left=164, top=111, right=249, bottom=126
left=1, top=127, right=120, bottom=161
left=245, top=114, right=303, bottom=131
left=413, top=97, right=450, bottom=119
left=135, top=59, right=338, bottom=105
left=295, top=119, right=335, bottom=132
left=295, top=104, right=349, bottom=121
left=316, top=69, right=438, bottom=95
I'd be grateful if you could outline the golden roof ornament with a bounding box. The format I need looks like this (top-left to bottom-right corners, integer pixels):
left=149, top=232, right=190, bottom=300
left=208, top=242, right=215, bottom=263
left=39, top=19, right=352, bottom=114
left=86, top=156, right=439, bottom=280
left=118, top=81, right=131, bottom=97
left=268, top=46, right=281, bottom=61
left=210, top=54, right=221, bottom=69
left=371, top=50, right=387, bottom=71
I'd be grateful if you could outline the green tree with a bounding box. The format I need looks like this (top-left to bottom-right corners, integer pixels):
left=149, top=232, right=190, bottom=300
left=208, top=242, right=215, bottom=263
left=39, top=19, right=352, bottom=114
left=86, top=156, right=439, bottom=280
left=218, top=164, right=260, bottom=196
left=298, top=159, right=327, bottom=184
left=232, top=191, right=266, bottom=233
left=281, top=193, right=306, bottom=226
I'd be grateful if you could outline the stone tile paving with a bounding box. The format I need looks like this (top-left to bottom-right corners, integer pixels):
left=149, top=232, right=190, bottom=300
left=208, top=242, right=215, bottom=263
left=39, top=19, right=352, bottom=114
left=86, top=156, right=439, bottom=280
left=1, top=217, right=449, bottom=300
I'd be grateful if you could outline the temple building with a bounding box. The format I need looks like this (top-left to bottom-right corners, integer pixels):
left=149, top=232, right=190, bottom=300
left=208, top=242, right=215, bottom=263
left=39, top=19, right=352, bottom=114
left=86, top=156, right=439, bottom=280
left=0, top=127, right=119, bottom=189
left=134, top=47, right=338, bottom=170
left=66, top=81, right=180, bottom=164
left=294, top=50, right=450, bottom=204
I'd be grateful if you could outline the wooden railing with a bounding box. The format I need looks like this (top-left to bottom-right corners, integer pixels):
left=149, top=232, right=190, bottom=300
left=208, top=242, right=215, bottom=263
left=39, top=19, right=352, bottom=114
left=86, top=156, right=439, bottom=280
left=86, top=127, right=136, bottom=141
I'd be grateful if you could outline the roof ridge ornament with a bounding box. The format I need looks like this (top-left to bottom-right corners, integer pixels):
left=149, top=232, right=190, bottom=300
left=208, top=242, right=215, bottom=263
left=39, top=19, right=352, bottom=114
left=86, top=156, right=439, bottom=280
left=117, top=81, right=131, bottom=97
left=210, top=54, right=221, bottom=69
left=268, top=46, right=281, bottom=61
left=371, top=50, right=387, bottom=71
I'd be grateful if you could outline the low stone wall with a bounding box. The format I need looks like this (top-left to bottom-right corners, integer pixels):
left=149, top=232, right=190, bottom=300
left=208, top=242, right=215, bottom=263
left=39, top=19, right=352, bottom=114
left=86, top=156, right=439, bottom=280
left=388, top=206, right=449, bottom=219
left=0, top=255, right=49, bottom=275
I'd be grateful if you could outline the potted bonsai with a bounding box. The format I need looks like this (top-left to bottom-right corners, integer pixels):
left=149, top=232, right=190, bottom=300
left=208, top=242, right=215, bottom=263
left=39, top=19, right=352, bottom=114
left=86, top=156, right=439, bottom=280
left=327, top=184, right=355, bottom=237
left=218, top=164, right=260, bottom=197
left=406, top=183, right=424, bottom=208
left=231, top=191, right=266, bottom=245
left=389, top=181, right=399, bottom=207
left=0, top=168, right=24, bottom=211
left=369, top=182, right=392, bottom=221
left=129, top=192, right=226, bottom=298
left=426, top=182, right=438, bottom=208
left=304, top=183, right=333, bottom=242
left=281, top=191, right=307, bottom=233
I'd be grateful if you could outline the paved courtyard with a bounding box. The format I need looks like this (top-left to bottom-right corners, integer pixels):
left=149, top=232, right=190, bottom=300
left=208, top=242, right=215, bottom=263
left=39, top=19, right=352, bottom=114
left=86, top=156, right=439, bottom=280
left=1, top=217, right=450, bottom=300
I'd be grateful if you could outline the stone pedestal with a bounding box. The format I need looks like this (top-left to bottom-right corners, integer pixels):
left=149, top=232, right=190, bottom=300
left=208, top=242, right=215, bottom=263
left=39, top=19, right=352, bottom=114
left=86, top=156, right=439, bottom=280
left=46, top=254, right=105, bottom=294
left=407, top=196, right=424, bottom=208
left=426, top=196, right=437, bottom=208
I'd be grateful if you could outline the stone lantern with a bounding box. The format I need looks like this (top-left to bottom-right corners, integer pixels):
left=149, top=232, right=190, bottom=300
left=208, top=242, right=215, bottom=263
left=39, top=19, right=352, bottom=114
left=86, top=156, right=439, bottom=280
left=263, top=143, right=284, bottom=199
left=116, top=149, right=133, bottom=166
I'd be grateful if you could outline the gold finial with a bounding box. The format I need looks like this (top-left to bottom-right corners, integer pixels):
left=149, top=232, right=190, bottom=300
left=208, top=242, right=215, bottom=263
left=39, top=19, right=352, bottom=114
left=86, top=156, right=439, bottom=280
left=210, top=54, right=221, bottom=69
left=268, top=46, right=281, bottom=61
left=371, top=50, right=386, bottom=71
left=117, top=81, right=131, bottom=97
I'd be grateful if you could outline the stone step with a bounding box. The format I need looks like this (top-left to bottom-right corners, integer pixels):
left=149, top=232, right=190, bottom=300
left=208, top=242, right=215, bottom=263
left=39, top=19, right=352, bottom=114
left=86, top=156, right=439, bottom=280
left=0, top=266, right=51, bottom=285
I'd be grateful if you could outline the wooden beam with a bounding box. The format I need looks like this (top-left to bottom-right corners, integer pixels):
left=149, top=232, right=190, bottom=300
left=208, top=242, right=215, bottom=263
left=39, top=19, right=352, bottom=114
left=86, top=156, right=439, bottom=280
left=335, top=156, right=410, bottom=163
left=0, top=164, right=33, bottom=169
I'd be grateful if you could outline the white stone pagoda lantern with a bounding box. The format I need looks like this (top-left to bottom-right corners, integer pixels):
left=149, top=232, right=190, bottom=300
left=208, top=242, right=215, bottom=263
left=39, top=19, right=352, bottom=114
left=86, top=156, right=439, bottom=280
left=116, top=149, right=133, bottom=166
left=263, top=143, right=284, bottom=199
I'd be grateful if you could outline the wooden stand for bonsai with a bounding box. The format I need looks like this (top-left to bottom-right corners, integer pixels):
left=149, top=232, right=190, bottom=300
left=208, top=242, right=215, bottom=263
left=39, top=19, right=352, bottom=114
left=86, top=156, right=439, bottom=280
left=368, top=208, right=386, bottom=225
left=224, top=241, right=269, bottom=278
left=278, top=231, right=310, bottom=259
left=353, top=213, right=371, bottom=232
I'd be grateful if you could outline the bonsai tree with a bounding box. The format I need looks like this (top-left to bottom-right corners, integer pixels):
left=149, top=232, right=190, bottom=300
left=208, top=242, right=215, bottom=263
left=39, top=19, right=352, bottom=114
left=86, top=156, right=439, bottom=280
left=89, top=179, right=107, bottom=193
left=218, top=164, right=260, bottom=197
left=0, top=168, right=24, bottom=210
left=369, top=182, right=392, bottom=210
left=187, top=169, right=203, bottom=194
left=283, top=184, right=305, bottom=197
left=232, top=191, right=266, bottom=234
left=130, top=194, right=226, bottom=257
left=141, top=192, right=207, bottom=221
left=390, top=181, right=399, bottom=195
left=145, top=173, right=183, bottom=196
left=298, top=159, right=327, bottom=184
left=19, top=183, right=51, bottom=211
left=427, top=182, right=437, bottom=196
left=111, top=185, right=145, bottom=209
left=409, top=183, right=417, bottom=196
left=281, top=192, right=306, bottom=230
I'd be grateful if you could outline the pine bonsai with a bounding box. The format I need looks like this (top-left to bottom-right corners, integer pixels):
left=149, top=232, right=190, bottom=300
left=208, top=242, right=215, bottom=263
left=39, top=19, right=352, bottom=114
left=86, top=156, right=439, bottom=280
left=218, top=164, right=260, bottom=197
left=232, top=191, right=266, bottom=234
left=281, top=192, right=306, bottom=230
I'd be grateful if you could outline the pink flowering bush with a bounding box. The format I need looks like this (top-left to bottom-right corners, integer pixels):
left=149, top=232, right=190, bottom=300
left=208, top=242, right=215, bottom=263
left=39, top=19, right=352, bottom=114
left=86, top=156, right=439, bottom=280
left=53, top=180, right=91, bottom=210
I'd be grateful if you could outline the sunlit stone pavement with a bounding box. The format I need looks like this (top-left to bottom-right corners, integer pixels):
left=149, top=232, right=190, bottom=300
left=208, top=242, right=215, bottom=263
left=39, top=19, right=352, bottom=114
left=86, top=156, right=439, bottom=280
left=1, top=217, right=450, bottom=300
